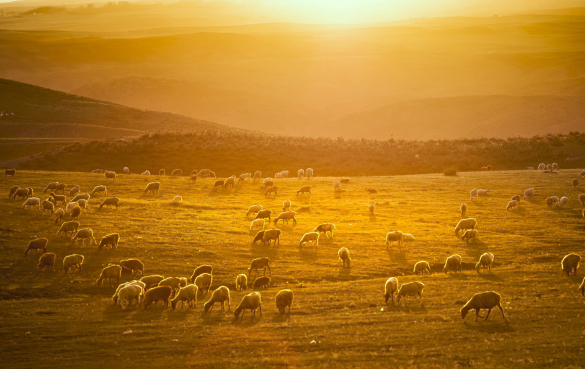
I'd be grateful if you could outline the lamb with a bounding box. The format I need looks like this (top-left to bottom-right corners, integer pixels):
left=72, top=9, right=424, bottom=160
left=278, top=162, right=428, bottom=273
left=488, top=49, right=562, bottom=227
left=171, top=284, right=198, bottom=309
left=203, top=286, right=231, bottom=312
left=299, top=232, right=319, bottom=247
left=22, top=197, right=40, bottom=211
left=265, top=186, right=278, bottom=197
left=247, top=205, right=263, bottom=217
left=333, top=181, right=342, bottom=191
left=143, top=286, right=173, bottom=308
left=254, top=209, right=272, bottom=222
left=189, top=265, right=213, bottom=283
left=63, top=254, right=84, bottom=274
left=120, top=259, right=144, bottom=275
left=100, top=197, right=120, bottom=209
left=470, top=189, right=478, bottom=201
left=24, top=238, right=48, bottom=256
left=99, top=233, right=120, bottom=251
left=142, top=170, right=150, bottom=176
left=144, top=182, right=160, bottom=195
left=476, top=253, right=494, bottom=273
left=461, top=229, right=478, bottom=244
left=369, top=203, right=375, bottom=215
left=233, top=292, right=262, bottom=319
left=140, top=275, right=165, bottom=290
left=561, top=254, right=581, bottom=276
left=171, top=169, right=182, bottom=176
left=461, top=291, right=506, bottom=321
left=8, top=185, right=19, bottom=199
left=338, top=247, right=351, bottom=268
left=112, top=281, right=146, bottom=304
left=559, top=196, right=569, bottom=207
left=252, top=231, right=266, bottom=244
left=314, top=223, right=335, bottom=238
left=538, top=163, right=545, bottom=170
left=159, top=277, right=188, bottom=296
left=506, top=200, right=518, bottom=210
left=248, top=257, right=271, bottom=279
left=551, top=196, right=559, bottom=205
left=123, top=167, right=130, bottom=174
left=43, top=182, right=59, bottom=193
left=306, top=168, right=314, bottom=178
left=384, top=277, right=398, bottom=304
left=262, top=229, right=281, bottom=246
left=413, top=261, right=431, bottom=275
left=579, top=194, right=585, bottom=206
left=250, top=219, right=265, bottom=232
left=236, top=274, right=248, bottom=291
left=274, top=211, right=296, bottom=225
left=283, top=199, right=291, bottom=211
left=395, top=282, right=425, bottom=303
left=70, top=205, right=81, bottom=220
left=297, top=169, right=304, bottom=178
left=105, top=171, right=116, bottom=181
left=38, top=253, right=56, bottom=271
left=460, top=203, right=467, bottom=217
left=12, top=188, right=29, bottom=200
left=42, top=199, right=55, bottom=214
left=477, top=189, right=490, bottom=196
left=455, top=218, right=477, bottom=237
left=275, top=289, right=294, bottom=314
left=297, top=186, right=311, bottom=195
left=71, top=228, right=96, bottom=246
left=253, top=276, right=271, bottom=289
left=5, top=168, right=15, bottom=177
left=224, top=177, right=235, bottom=189
left=78, top=198, right=88, bottom=209
left=443, top=254, right=462, bottom=274
left=53, top=208, right=64, bottom=225
left=194, top=273, right=213, bottom=294
left=57, top=221, right=79, bottom=238
left=96, top=265, right=122, bottom=287
left=70, top=193, right=90, bottom=203
left=50, top=193, right=66, bottom=205
left=385, top=231, right=404, bottom=247
left=118, top=285, right=143, bottom=309
left=524, top=188, right=535, bottom=200
left=91, top=185, right=107, bottom=196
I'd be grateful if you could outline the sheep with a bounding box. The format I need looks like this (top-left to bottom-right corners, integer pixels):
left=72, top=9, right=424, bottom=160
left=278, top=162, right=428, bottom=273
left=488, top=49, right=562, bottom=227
left=367, top=188, right=378, bottom=194
left=143, top=286, right=173, bottom=308
left=385, top=231, right=404, bottom=247
left=562, top=254, right=581, bottom=276
left=546, top=197, right=554, bottom=208
left=254, top=209, right=272, bottom=222
left=198, top=169, right=215, bottom=178
left=265, top=186, right=278, bottom=197
left=276, top=289, right=294, bottom=314
left=99, top=233, right=120, bottom=251
left=159, top=277, right=188, bottom=297
left=443, top=254, right=462, bottom=274
left=49, top=193, right=66, bottom=205
left=70, top=193, right=90, bottom=203
left=92, top=169, right=103, bottom=174
left=369, top=203, right=375, bottom=215
left=413, top=261, right=431, bottom=275
left=63, top=254, right=84, bottom=274
left=171, top=195, right=182, bottom=204
left=296, top=186, right=311, bottom=195
left=476, top=253, right=494, bottom=273
left=142, top=170, right=150, bottom=175
left=70, top=206, right=81, bottom=220
left=12, top=188, right=29, bottom=200
left=53, top=208, right=64, bottom=225
left=213, top=180, right=225, bottom=188
left=384, top=277, right=398, bottom=304
left=236, top=274, right=248, bottom=291
left=253, top=231, right=266, bottom=244
left=250, top=219, right=265, bottom=232
left=22, top=197, right=40, bottom=211
left=57, top=221, right=79, bottom=238
left=38, top=252, right=56, bottom=271
left=5, top=168, right=15, bottom=177
left=253, top=171, right=262, bottom=181
left=560, top=196, right=569, bottom=207
left=120, top=259, right=144, bottom=275
left=460, top=291, right=506, bottom=321
left=224, top=177, right=235, bottom=189
left=455, top=218, right=477, bottom=237
left=78, top=199, right=88, bottom=210
left=112, top=281, right=146, bottom=304
left=481, top=166, right=487, bottom=171
left=470, top=189, right=478, bottom=201
left=551, top=196, right=560, bottom=205
left=511, top=195, right=521, bottom=202
left=274, top=211, right=296, bottom=225
left=24, top=238, right=48, bottom=256
left=99, top=197, right=120, bottom=209
left=96, top=265, right=122, bottom=287
left=8, top=185, right=19, bottom=198
left=144, top=182, right=160, bottom=195
left=42, top=199, right=55, bottom=214
left=54, top=183, right=67, bottom=194
left=194, top=273, right=213, bottom=294
left=538, top=163, right=545, bottom=170
left=118, top=285, right=143, bottom=309
left=26, top=187, right=33, bottom=198
left=333, top=181, right=342, bottom=191
left=43, top=182, right=59, bottom=193
left=171, top=169, right=182, bottom=177
left=203, top=286, right=231, bottom=312
left=123, top=167, right=130, bottom=174
left=340, top=178, right=350, bottom=184
left=246, top=205, right=263, bottom=217
left=477, top=189, right=490, bottom=196
left=252, top=276, right=271, bottom=289
left=580, top=170, right=585, bottom=179
left=297, top=169, right=304, bottom=178
left=522, top=188, right=534, bottom=201
left=262, top=229, right=281, bottom=246
left=552, top=163, right=559, bottom=171
left=315, top=223, right=335, bottom=238
left=460, top=203, right=467, bottom=217
left=338, top=247, right=351, bottom=268
left=105, top=171, right=116, bottom=181
left=171, top=285, right=198, bottom=309
left=402, top=233, right=416, bottom=242
left=233, top=292, right=262, bottom=319
left=506, top=200, right=518, bottom=210
left=579, top=194, right=585, bottom=206
left=248, top=257, right=271, bottom=279
left=91, top=185, right=107, bottom=196
left=306, top=168, right=314, bottom=178
left=299, top=232, right=319, bottom=247
left=189, top=265, right=213, bottom=283
left=526, top=167, right=534, bottom=170
left=283, top=199, right=291, bottom=211
left=72, top=228, right=96, bottom=246
left=158, top=169, right=165, bottom=176
left=275, top=172, right=282, bottom=179
left=281, top=171, right=289, bottom=178
left=140, top=275, right=165, bottom=290
left=461, top=229, right=478, bottom=245
left=395, top=282, right=425, bottom=303
left=66, top=201, right=79, bottom=214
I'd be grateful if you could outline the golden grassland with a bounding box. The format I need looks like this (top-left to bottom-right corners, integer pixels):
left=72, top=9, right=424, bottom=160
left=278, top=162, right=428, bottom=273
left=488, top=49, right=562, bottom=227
left=1, top=169, right=584, bottom=368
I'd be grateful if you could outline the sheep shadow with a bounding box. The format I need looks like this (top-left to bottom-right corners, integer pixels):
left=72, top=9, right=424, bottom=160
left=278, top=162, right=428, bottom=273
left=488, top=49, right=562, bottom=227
left=165, top=308, right=193, bottom=322
left=338, top=267, right=352, bottom=278
left=131, top=305, right=169, bottom=320
left=272, top=313, right=292, bottom=323
left=478, top=272, right=504, bottom=282
left=383, top=302, right=428, bottom=313
left=298, top=247, right=319, bottom=260
left=445, top=273, right=470, bottom=280
left=231, top=316, right=263, bottom=326
left=386, top=248, right=408, bottom=263
left=200, top=312, right=232, bottom=325
left=463, top=320, right=513, bottom=333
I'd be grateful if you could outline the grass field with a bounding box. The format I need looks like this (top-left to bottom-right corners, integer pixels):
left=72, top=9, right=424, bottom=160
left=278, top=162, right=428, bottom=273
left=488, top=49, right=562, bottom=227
left=1, top=169, right=584, bottom=368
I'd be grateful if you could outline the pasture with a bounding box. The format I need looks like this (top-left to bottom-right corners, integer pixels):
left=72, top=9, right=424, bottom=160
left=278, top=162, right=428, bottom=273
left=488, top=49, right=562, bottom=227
left=1, top=169, right=584, bottom=368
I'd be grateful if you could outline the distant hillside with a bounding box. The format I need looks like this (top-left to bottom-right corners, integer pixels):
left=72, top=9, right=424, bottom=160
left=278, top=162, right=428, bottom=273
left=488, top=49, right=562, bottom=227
left=0, top=78, right=236, bottom=139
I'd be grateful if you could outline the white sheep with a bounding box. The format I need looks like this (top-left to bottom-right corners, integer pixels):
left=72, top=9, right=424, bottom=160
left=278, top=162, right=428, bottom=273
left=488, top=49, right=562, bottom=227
left=559, top=196, right=569, bottom=207
left=476, top=253, right=494, bottom=273
left=306, top=168, right=313, bottom=178
left=524, top=188, right=535, bottom=200
left=385, top=231, right=404, bottom=247
left=580, top=170, right=585, bottom=179
left=203, top=286, right=231, bottom=312
left=236, top=274, right=248, bottom=291
left=297, top=169, right=304, bottom=178
left=562, top=254, right=581, bottom=276
left=455, top=218, right=477, bottom=237
left=66, top=201, right=79, bottom=214
left=283, top=199, right=291, bottom=211
left=118, top=285, right=143, bottom=309
left=461, top=229, right=478, bottom=244
left=246, top=205, right=263, bottom=217
left=460, top=291, right=506, bottom=321
left=22, top=197, right=40, bottom=211
left=538, top=163, right=545, bottom=170
left=552, top=163, right=559, bottom=170
left=460, top=203, right=467, bottom=217
left=443, top=254, right=462, bottom=273
left=113, top=280, right=146, bottom=304
left=506, top=200, right=518, bottom=210
left=233, top=292, right=262, bottom=319
left=579, top=277, right=585, bottom=297
left=275, top=289, right=294, bottom=314
left=299, top=232, right=319, bottom=247
left=402, top=233, right=416, bottom=242
left=141, top=170, right=150, bottom=175
left=333, top=181, right=342, bottom=191
left=384, top=277, right=398, bottom=304
left=123, top=167, right=130, bottom=174
left=477, top=189, right=490, bottom=196
left=395, top=282, right=424, bottom=304
left=63, top=254, right=84, bottom=274
left=250, top=219, right=265, bottom=232
left=368, top=203, right=375, bottom=215
left=195, top=273, right=213, bottom=294
left=338, top=247, right=351, bottom=267
left=470, top=189, right=478, bottom=201
left=171, top=284, right=198, bottom=309
left=413, top=261, right=431, bottom=275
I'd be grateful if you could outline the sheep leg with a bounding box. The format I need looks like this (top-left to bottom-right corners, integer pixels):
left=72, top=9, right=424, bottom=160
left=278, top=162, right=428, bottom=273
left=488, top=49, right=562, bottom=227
left=485, top=309, right=492, bottom=320
left=497, top=304, right=506, bottom=320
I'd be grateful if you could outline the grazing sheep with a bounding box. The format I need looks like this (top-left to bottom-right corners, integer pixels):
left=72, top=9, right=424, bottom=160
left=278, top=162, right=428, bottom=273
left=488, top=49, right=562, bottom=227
left=26, top=187, right=33, bottom=198
left=112, top=281, right=146, bottom=304
left=369, top=203, right=375, bottom=215
left=57, top=221, right=79, bottom=238
left=385, top=231, right=404, bottom=247
left=194, top=273, right=213, bottom=294
left=78, top=199, right=88, bottom=210
left=224, top=177, right=235, bottom=189
left=297, top=169, right=304, bottom=178
left=43, top=182, right=59, bottom=193
left=443, top=254, right=462, bottom=274
left=38, top=253, right=56, bottom=271
left=297, top=186, right=311, bottom=195
left=506, top=200, right=518, bottom=210
left=99, top=233, right=120, bottom=251
left=460, top=203, right=467, bottom=217
left=477, top=189, right=490, bottom=196
left=120, top=259, right=144, bottom=276
left=70, top=205, right=81, bottom=220
left=5, top=168, right=15, bottom=177
left=140, top=275, right=165, bottom=290
left=487, top=165, right=493, bottom=171
left=562, top=254, right=581, bottom=276
left=551, top=196, right=560, bottom=205
left=579, top=194, right=585, bottom=206
left=306, top=168, right=314, bottom=178
left=274, top=211, right=296, bottom=225
left=143, top=286, right=173, bottom=308
left=283, top=199, right=291, bottom=211
left=253, top=276, right=271, bottom=289
left=333, top=181, right=342, bottom=191
left=159, top=277, right=188, bottom=297
left=511, top=195, right=521, bottom=202
left=105, top=171, right=116, bottom=181
left=275, top=289, right=294, bottom=314
left=22, top=197, right=40, bottom=211
left=481, top=166, right=487, bottom=171
left=265, top=186, right=278, bottom=197
left=461, top=291, right=505, bottom=321
left=552, top=163, right=559, bottom=171
left=12, top=188, right=29, bottom=200
left=524, top=188, right=535, bottom=200
left=172, top=195, right=182, bottom=204
left=246, top=205, right=263, bottom=217
left=123, top=167, right=130, bottom=174
left=476, top=253, right=494, bottom=273
left=299, top=232, right=319, bottom=247
left=233, top=292, right=262, bottom=319
left=402, top=233, right=416, bottom=241
left=54, top=183, right=67, bottom=194
left=413, top=261, right=431, bottom=275
left=338, top=247, right=351, bottom=268
left=91, top=185, right=107, bottom=196
left=142, top=170, right=151, bottom=176
left=118, top=285, right=143, bottom=309
left=315, top=223, right=335, bottom=238
left=559, top=196, right=569, bottom=207
left=384, top=277, right=398, bottom=304
left=250, top=219, right=265, bottom=232
left=572, top=178, right=579, bottom=189
left=538, top=163, right=545, bottom=170
left=144, top=182, right=160, bottom=195
left=70, top=193, right=90, bottom=203
left=53, top=208, right=64, bottom=225
left=248, top=257, right=271, bottom=279
left=171, top=285, right=198, bottom=309
left=189, top=265, right=213, bottom=283
left=213, top=180, right=225, bottom=188
left=8, top=185, right=19, bottom=199
left=395, top=282, right=425, bottom=304
left=455, top=218, right=477, bottom=237
left=253, top=231, right=266, bottom=244
left=198, top=169, right=215, bottom=178
left=66, top=201, right=79, bottom=214
left=254, top=209, right=272, bottom=222
left=49, top=193, right=66, bottom=205
left=72, top=228, right=96, bottom=246
left=236, top=274, right=248, bottom=291
left=96, top=265, right=122, bottom=287
left=470, top=189, right=478, bottom=201
left=262, top=229, right=281, bottom=246
left=526, top=167, right=534, bottom=170
left=171, top=169, right=182, bottom=177
left=42, top=199, right=55, bottom=214
left=203, top=286, right=231, bottom=312
left=24, top=238, right=48, bottom=256
left=100, top=197, right=120, bottom=209
left=546, top=197, right=554, bottom=208
left=253, top=171, right=262, bottom=181
left=63, top=254, right=84, bottom=274
left=461, top=229, right=478, bottom=245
